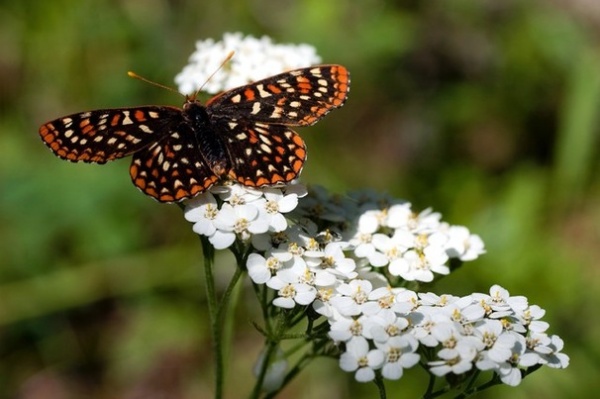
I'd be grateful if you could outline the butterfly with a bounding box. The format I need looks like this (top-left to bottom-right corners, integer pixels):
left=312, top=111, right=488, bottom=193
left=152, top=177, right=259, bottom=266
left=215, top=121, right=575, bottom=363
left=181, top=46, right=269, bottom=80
left=39, top=65, right=350, bottom=202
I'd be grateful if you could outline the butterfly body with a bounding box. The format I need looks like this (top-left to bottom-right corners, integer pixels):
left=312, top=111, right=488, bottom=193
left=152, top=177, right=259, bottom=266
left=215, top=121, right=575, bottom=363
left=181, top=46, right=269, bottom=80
left=183, top=100, right=231, bottom=177
left=39, top=65, right=350, bottom=202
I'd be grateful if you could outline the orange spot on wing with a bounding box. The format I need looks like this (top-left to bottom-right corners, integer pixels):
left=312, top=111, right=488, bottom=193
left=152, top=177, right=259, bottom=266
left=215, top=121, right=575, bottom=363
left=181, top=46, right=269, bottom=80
left=295, top=147, right=306, bottom=159
left=244, top=88, right=256, bottom=101
left=134, top=178, right=145, bottom=189
left=292, top=134, right=305, bottom=147
left=292, top=159, right=303, bottom=173
left=298, top=83, right=312, bottom=93
left=267, top=84, right=282, bottom=94
left=248, top=131, right=259, bottom=144
left=110, top=114, right=121, bottom=126
left=82, top=124, right=95, bottom=134
left=42, top=131, right=55, bottom=143
left=134, top=110, right=146, bottom=121
left=175, top=189, right=188, bottom=200
left=255, top=177, right=270, bottom=186
left=270, top=174, right=284, bottom=183
left=159, top=193, right=174, bottom=202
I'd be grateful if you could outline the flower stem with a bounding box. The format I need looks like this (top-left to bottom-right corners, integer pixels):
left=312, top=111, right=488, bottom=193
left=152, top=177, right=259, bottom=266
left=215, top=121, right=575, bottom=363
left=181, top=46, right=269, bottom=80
left=200, top=235, right=223, bottom=399
left=374, top=373, right=387, bottom=399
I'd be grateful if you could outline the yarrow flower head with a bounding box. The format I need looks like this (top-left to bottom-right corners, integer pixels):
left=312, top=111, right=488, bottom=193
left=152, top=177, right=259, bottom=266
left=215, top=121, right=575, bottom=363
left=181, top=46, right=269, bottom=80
left=175, top=32, right=322, bottom=95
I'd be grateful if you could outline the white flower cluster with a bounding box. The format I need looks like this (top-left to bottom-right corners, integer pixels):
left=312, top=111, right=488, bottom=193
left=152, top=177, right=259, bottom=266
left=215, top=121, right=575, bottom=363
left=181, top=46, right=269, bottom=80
left=175, top=32, right=322, bottom=95
left=184, top=183, right=306, bottom=250
left=185, top=183, right=568, bottom=385
left=244, top=186, right=485, bottom=310
left=345, top=200, right=485, bottom=282
left=333, top=284, right=569, bottom=385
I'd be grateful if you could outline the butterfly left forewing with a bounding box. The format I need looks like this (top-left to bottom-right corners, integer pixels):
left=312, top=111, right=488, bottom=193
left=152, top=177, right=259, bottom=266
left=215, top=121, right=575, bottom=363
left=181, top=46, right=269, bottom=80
left=39, top=106, right=181, bottom=163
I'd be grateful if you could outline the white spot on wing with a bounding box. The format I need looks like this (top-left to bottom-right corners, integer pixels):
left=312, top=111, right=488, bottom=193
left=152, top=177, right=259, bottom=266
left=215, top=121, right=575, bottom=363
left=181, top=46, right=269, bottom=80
left=139, top=124, right=153, bottom=133
left=256, top=84, right=272, bottom=98
left=122, top=111, right=133, bottom=125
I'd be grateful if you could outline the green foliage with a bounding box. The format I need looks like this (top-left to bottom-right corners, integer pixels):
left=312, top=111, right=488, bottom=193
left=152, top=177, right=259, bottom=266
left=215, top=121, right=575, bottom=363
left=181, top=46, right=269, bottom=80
left=1, top=0, right=598, bottom=397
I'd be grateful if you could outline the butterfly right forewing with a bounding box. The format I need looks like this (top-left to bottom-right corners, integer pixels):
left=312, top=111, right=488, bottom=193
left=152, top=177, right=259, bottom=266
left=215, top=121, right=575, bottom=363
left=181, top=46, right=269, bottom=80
left=206, top=65, right=350, bottom=127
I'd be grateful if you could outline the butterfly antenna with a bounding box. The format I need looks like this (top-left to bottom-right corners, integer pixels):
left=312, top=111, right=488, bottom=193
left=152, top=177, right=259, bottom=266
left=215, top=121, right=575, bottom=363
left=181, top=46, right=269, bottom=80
left=192, top=51, right=235, bottom=99
left=127, top=71, right=186, bottom=99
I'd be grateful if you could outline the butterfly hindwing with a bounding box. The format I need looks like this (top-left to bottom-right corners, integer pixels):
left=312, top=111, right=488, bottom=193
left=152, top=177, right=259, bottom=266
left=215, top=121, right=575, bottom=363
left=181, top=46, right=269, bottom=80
left=129, top=124, right=219, bottom=202
left=217, top=119, right=307, bottom=188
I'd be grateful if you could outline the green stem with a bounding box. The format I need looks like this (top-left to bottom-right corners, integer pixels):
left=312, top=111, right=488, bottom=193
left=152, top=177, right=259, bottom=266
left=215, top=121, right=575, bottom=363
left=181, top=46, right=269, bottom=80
left=422, top=371, right=437, bottom=399
left=374, top=373, right=387, bottom=399
left=200, top=235, right=223, bottom=399
left=250, top=340, right=278, bottom=399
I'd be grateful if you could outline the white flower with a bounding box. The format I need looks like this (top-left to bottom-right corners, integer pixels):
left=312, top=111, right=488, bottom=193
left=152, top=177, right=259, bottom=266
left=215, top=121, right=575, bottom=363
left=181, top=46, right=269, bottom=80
left=247, top=250, right=293, bottom=284
left=476, top=321, right=517, bottom=363
left=445, top=225, right=485, bottom=261
left=304, top=242, right=357, bottom=284
left=328, top=315, right=373, bottom=342
left=429, top=336, right=483, bottom=376
left=313, top=287, right=337, bottom=318
left=410, top=310, right=452, bottom=347
left=252, top=193, right=297, bottom=233
left=405, top=208, right=442, bottom=233
left=374, top=334, right=420, bottom=380
left=418, top=293, right=460, bottom=307
left=473, top=285, right=514, bottom=317
left=390, top=246, right=449, bottom=282
left=370, top=309, right=411, bottom=343
left=330, top=279, right=374, bottom=317
left=216, top=184, right=264, bottom=205
left=516, top=305, right=549, bottom=333
left=384, top=203, right=413, bottom=229
left=212, top=203, right=270, bottom=248
left=339, top=337, right=385, bottom=382
left=368, top=230, right=413, bottom=269
left=175, top=32, right=322, bottom=95
left=346, top=210, right=382, bottom=258
left=267, top=269, right=317, bottom=308
left=540, top=335, right=570, bottom=369
left=184, top=192, right=220, bottom=237
left=394, top=290, right=419, bottom=314
left=495, top=334, right=532, bottom=386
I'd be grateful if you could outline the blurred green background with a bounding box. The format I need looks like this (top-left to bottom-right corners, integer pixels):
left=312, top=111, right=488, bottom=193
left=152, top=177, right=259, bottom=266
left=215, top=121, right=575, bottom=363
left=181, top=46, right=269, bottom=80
left=1, top=0, right=598, bottom=398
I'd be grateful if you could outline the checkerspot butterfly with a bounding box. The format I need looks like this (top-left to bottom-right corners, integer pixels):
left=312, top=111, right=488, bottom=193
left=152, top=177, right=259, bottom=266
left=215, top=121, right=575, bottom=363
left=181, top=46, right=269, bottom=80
left=39, top=65, right=350, bottom=202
